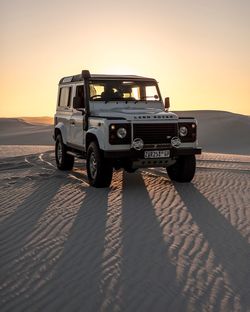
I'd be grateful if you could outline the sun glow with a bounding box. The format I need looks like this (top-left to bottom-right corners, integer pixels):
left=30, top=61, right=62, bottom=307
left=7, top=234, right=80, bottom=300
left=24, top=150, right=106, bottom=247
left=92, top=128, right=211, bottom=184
left=1, top=0, right=250, bottom=116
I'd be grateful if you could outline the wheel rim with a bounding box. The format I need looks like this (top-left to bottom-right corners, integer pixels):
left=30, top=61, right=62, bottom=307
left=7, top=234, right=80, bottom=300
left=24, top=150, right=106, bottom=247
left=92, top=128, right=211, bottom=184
left=57, top=141, right=62, bottom=164
left=89, top=152, right=97, bottom=179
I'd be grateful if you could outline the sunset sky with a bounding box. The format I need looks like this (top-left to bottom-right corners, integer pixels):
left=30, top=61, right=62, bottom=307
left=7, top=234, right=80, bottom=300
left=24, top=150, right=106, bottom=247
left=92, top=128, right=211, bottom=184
left=1, top=0, right=250, bottom=117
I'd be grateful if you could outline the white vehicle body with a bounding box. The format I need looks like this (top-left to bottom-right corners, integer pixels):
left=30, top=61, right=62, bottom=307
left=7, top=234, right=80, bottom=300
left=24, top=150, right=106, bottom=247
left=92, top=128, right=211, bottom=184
left=54, top=70, right=201, bottom=187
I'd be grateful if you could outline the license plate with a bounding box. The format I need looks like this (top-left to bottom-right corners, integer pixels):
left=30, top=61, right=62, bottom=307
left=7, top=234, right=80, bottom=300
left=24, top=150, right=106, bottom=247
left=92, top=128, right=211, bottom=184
left=144, top=150, right=170, bottom=159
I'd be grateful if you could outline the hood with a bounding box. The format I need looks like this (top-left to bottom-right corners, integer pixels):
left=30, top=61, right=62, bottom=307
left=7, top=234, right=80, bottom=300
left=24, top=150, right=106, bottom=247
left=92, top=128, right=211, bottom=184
left=93, top=107, right=178, bottom=121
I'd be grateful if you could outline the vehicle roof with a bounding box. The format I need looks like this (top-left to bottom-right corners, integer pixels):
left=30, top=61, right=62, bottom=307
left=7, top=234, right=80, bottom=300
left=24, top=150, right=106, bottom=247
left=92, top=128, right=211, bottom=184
left=59, top=74, right=157, bottom=85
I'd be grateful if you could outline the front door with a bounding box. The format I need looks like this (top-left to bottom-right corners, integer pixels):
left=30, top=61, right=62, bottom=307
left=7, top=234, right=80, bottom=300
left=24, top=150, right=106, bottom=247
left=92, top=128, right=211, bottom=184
left=68, top=84, right=85, bottom=149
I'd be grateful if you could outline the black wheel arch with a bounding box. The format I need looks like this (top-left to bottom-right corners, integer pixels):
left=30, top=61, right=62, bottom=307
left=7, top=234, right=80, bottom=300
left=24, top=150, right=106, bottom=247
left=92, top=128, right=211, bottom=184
left=86, top=133, right=100, bottom=152
left=54, top=128, right=61, bottom=140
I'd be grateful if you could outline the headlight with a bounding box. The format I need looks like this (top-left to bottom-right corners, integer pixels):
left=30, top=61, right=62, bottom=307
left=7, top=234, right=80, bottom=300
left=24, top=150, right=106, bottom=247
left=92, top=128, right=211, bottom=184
left=117, top=127, right=127, bottom=139
left=109, top=124, right=131, bottom=144
left=179, top=126, right=188, bottom=137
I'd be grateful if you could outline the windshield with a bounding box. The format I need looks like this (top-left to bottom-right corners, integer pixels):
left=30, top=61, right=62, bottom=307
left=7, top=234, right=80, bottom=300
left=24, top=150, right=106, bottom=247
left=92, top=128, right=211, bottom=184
left=89, top=80, right=161, bottom=102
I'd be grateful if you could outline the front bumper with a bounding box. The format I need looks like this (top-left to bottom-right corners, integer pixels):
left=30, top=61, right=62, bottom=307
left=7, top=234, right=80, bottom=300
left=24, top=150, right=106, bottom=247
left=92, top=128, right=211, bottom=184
left=103, top=147, right=202, bottom=159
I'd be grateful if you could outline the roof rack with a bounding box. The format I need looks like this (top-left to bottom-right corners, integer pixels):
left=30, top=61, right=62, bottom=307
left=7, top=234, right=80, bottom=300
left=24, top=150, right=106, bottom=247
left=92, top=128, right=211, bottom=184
left=59, top=70, right=156, bottom=85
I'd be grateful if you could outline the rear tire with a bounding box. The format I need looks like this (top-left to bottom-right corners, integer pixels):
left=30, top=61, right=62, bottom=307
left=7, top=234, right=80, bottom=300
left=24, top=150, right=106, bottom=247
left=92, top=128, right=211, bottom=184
left=86, top=142, right=113, bottom=188
left=167, top=155, right=196, bottom=182
left=55, top=134, right=74, bottom=170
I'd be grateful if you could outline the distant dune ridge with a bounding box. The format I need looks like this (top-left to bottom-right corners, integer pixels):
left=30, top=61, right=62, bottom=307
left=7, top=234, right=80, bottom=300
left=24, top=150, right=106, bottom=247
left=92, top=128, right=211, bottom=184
left=21, top=116, right=54, bottom=125
left=0, top=111, right=249, bottom=154
left=175, top=110, right=250, bottom=155
left=0, top=117, right=54, bottom=145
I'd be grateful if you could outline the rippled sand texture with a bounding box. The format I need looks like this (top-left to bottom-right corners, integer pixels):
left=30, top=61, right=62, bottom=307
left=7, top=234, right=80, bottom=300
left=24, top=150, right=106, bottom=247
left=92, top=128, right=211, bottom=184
left=0, top=150, right=249, bottom=312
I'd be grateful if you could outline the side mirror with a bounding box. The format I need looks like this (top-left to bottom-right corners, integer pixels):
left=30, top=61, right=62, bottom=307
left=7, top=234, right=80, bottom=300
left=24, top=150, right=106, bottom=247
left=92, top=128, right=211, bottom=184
left=73, top=96, right=83, bottom=110
left=164, top=97, right=170, bottom=110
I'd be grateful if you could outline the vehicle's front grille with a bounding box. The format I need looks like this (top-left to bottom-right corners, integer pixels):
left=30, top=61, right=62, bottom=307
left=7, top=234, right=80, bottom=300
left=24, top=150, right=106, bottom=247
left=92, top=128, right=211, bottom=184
left=133, top=123, right=178, bottom=144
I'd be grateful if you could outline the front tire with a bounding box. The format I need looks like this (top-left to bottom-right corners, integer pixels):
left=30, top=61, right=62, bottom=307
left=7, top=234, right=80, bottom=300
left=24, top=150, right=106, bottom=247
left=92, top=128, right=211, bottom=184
left=167, top=155, right=196, bottom=182
left=86, top=142, right=113, bottom=188
left=55, top=134, right=74, bottom=170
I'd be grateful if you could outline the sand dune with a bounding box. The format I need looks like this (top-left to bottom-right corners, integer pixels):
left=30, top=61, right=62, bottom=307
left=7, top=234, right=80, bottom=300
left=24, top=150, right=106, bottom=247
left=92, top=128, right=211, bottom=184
left=0, top=148, right=249, bottom=311
left=21, top=116, right=54, bottom=125
left=1, top=110, right=249, bottom=154
left=175, top=110, right=250, bottom=155
left=0, top=118, right=53, bottom=145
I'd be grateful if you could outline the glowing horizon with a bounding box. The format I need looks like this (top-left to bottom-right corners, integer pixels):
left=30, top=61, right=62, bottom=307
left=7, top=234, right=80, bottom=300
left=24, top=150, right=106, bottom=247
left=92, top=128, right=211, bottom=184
left=1, top=0, right=250, bottom=117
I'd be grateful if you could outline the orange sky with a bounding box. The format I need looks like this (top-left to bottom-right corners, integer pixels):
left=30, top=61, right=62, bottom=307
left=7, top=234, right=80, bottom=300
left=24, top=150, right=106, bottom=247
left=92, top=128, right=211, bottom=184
left=1, top=0, right=250, bottom=117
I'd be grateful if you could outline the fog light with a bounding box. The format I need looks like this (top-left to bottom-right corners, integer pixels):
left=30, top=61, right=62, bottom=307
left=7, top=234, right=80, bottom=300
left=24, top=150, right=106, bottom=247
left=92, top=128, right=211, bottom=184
left=132, top=138, right=144, bottom=150
left=179, top=126, right=188, bottom=137
left=117, top=127, right=127, bottom=139
left=171, top=136, right=181, bottom=148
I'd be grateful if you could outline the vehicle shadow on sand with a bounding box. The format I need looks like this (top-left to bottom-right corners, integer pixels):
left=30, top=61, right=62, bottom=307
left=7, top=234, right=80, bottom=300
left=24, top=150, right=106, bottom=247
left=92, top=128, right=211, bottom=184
left=32, top=184, right=111, bottom=312
left=174, top=182, right=250, bottom=310
left=28, top=171, right=188, bottom=312
left=110, top=172, right=187, bottom=312
left=0, top=175, right=67, bottom=310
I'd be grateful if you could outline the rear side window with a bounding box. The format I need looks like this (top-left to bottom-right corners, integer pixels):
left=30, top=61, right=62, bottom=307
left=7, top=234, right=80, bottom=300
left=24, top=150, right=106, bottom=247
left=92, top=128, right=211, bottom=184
left=59, top=87, right=71, bottom=107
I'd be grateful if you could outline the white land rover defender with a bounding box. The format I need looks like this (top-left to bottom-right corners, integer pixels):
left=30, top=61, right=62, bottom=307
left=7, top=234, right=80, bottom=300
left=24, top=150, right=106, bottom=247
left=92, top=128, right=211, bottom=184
left=54, top=70, right=201, bottom=187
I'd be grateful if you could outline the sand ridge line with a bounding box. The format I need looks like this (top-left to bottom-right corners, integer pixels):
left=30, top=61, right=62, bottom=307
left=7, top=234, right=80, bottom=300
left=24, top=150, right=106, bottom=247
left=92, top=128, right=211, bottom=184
left=196, top=166, right=250, bottom=174
left=0, top=148, right=250, bottom=311
left=197, top=158, right=250, bottom=165
left=0, top=146, right=53, bottom=158
left=142, top=163, right=250, bottom=178
left=0, top=182, right=86, bottom=307
left=198, top=152, right=250, bottom=163
left=140, top=170, right=250, bottom=310
left=0, top=161, right=32, bottom=172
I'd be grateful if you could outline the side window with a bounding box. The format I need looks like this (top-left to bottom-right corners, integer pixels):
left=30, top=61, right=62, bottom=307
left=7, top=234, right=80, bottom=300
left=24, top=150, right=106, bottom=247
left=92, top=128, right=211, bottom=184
left=75, top=85, right=85, bottom=107
left=59, top=87, right=71, bottom=107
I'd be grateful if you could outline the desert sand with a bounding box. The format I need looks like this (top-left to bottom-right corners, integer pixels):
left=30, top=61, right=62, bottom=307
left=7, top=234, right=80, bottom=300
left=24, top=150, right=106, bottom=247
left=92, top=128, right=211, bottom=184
left=0, top=118, right=53, bottom=145
left=0, top=112, right=250, bottom=311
